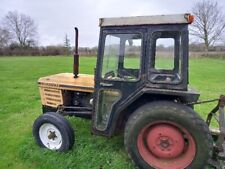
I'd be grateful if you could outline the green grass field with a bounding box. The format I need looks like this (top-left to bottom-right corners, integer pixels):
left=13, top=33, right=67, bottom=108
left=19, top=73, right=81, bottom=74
left=0, top=56, right=224, bottom=169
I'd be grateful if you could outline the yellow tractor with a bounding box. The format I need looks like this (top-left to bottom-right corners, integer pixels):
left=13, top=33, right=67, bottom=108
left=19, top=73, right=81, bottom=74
left=33, top=14, right=225, bottom=169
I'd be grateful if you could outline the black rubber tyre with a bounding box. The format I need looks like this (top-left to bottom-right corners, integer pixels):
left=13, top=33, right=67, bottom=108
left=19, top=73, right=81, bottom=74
left=33, top=112, right=75, bottom=152
left=124, top=101, right=213, bottom=169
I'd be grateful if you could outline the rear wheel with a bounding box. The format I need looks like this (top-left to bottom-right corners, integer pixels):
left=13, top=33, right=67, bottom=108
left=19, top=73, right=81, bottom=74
left=124, top=101, right=212, bottom=169
left=33, top=112, right=75, bottom=152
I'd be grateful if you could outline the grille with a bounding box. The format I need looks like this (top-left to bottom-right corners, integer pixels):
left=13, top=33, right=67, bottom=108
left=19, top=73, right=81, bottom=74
left=39, top=87, right=63, bottom=108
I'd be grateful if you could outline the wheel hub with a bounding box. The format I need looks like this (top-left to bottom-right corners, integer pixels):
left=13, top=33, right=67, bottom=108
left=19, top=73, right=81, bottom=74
left=48, top=131, right=57, bottom=140
left=146, top=124, right=185, bottom=159
left=158, top=137, right=171, bottom=149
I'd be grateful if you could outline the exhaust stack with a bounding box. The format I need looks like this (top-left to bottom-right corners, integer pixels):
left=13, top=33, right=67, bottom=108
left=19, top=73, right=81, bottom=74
left=73, top=27, right=79, bottom=78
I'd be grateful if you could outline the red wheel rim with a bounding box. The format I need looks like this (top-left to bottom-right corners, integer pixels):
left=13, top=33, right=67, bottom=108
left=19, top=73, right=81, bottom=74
left=137, top=122, right=196, bottom=169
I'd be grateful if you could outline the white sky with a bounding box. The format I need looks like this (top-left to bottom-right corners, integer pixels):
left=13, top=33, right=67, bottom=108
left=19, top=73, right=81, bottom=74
left=0, top=0, right=224, bottom=47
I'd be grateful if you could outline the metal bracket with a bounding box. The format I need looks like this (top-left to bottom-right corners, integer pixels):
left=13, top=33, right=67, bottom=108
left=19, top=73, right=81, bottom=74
left=207, top=95, right=225, bottom=168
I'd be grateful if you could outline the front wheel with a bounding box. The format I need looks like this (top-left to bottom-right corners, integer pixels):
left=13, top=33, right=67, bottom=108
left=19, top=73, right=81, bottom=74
left=124, top=101, right=212, bottom=169
left=33, top=112, right=75, bottom=152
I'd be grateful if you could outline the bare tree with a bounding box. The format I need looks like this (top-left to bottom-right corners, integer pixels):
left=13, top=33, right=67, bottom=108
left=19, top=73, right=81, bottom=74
left=0, top=26, right=11, bottom=48
left=4, top=11, right=37, bottom=47
left=191, top=0, right=225, bottom=51
left=222, top=35, right=225, bottom=46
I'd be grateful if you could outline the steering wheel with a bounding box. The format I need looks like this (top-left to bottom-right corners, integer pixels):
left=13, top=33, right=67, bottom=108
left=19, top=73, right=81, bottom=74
left=119, top=69, right=137, bottom=80
left=104, top=71, right=115, bottom=79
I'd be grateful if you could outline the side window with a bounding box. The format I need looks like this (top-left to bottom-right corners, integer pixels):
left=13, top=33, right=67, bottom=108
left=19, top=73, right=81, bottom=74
left=102, top=33, right=142, bottom=81
left=150, top=31, right=182, bottom=84
left=95, top=89, right=121, bottom=130
left=155, top=38, right=174, bottom=70
left=102, top=35, right=120, bottom=78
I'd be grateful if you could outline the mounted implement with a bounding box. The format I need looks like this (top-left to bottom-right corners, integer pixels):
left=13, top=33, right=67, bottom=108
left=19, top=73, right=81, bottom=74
left=206, top=95, right=225, bottom=168
left=33, top=14, right=225, bottom=169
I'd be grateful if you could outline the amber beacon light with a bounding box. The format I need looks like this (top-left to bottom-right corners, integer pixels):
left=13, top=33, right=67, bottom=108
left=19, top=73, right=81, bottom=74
left=185, top=13, right=194, bottom=24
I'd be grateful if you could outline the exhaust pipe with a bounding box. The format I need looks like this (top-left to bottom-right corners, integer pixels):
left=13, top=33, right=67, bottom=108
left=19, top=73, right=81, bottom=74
left=73, top=27, right=79, bottom=78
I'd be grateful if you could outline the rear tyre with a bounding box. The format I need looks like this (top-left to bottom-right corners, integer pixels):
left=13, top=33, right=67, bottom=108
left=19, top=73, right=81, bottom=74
left=33, top=112, right=75, bottom=152
left=124, top=101, right=212, bottom=169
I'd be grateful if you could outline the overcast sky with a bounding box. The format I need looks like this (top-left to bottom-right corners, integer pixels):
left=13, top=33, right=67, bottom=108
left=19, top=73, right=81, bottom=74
left=0, top=0, right=224, bottom=47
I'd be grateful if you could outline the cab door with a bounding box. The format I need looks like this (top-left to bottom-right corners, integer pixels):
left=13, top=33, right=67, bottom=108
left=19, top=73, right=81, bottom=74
left=93, top=28, right=146, bottom=134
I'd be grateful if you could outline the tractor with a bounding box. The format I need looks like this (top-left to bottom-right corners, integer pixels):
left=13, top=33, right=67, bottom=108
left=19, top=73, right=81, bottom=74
left=33, top=14, right=225, bottom=169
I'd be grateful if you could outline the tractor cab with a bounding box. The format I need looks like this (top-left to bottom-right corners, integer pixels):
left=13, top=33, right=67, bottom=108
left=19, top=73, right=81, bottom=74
left=93, top=14, right=197, bottom=134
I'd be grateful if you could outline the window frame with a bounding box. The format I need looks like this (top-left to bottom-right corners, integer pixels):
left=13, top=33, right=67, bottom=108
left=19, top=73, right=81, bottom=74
left=149, top=30, right=183, bottom=84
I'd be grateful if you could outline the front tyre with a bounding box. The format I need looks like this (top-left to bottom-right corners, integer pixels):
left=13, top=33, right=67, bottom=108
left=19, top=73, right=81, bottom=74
left=33, top=112, right=74, bottom=152
left=124, top=101, right=212, bottom=169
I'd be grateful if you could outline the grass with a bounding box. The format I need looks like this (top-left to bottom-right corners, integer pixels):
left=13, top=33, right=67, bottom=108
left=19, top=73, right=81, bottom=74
left=0, top=56, right=224, bottom=169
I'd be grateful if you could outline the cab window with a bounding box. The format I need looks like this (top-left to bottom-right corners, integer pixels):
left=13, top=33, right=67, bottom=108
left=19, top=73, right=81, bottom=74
left=150, top=31, right=182, bottom=84
left=102, top=33, right=142, bottom=81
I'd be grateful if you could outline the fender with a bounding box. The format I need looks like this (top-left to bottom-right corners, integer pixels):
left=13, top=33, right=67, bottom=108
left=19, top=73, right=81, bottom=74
left=100, top=87, right=200, bottom=136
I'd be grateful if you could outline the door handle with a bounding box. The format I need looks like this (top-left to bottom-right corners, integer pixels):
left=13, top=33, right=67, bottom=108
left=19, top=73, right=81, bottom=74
left=100, top=82, right=113, bottom=87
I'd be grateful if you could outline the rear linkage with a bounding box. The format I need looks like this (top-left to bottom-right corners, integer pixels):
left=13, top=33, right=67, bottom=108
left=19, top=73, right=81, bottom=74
left=187, top=95, right=225, bottom=168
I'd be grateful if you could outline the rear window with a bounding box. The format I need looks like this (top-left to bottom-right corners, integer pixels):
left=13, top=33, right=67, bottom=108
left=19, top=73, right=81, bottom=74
left=149, top=31, right=182, bottom=84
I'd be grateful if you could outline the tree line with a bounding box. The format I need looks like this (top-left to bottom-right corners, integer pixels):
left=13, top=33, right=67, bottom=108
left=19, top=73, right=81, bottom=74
left=0, top=0, right=225, bottom=56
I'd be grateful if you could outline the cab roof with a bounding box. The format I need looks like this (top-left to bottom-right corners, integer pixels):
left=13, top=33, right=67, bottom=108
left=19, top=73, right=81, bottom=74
left=99, top=13, right=193, bottom=27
